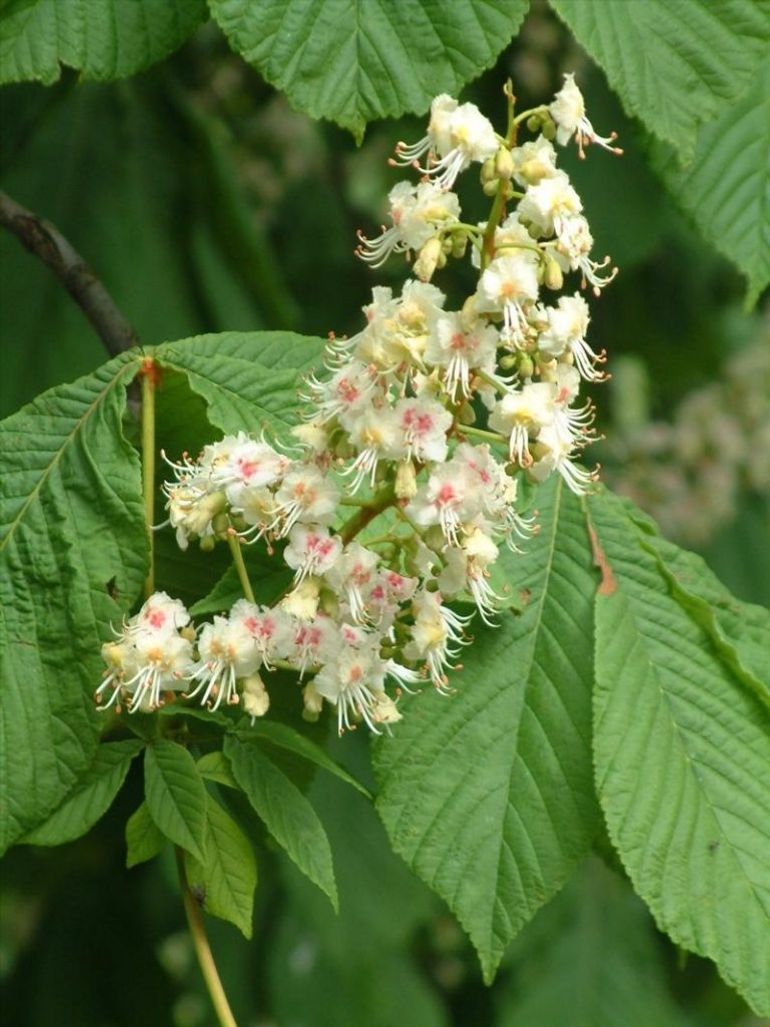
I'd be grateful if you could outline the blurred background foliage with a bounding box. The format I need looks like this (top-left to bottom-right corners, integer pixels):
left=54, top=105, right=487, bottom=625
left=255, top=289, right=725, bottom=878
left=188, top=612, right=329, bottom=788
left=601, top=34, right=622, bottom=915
left=1, top=2, right=768, bottom=1024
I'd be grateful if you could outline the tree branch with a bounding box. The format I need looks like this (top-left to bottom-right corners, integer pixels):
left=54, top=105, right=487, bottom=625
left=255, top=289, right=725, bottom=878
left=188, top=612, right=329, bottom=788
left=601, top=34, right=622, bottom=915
left=0, top=189, right=138, bottom=357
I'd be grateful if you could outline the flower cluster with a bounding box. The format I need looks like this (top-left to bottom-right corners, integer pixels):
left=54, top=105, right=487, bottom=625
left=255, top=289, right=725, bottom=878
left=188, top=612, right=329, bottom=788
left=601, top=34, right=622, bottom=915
left=98, top=75, right=619, bottom=733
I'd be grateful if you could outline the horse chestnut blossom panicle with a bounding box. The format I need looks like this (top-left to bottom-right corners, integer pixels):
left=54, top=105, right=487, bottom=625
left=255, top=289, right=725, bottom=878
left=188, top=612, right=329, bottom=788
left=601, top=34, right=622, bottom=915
left=97, top=76, right=620, bottom=733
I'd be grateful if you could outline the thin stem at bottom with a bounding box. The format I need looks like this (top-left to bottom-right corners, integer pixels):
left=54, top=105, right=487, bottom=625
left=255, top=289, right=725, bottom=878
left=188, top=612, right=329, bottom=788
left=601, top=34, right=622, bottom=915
left=175, top=848, right=239, bottom=1027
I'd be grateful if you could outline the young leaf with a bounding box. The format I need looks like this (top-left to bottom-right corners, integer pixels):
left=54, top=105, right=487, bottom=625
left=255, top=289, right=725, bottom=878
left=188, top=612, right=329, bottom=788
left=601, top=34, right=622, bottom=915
left=125, top=801, right=166, bottom=868
left=224, top=734, right=338, bottom=909
left=0, top=0, right=208, bottom=85
left=374, top=477, right=600, bottom=982
left=153, top=331, right=324, bottom=437
left=549, top=0, right=770, bottom=161
left=22, top=740, right=144, bottom=847
left=197, top=750, right=238, bottom=790
left=653, top=66, right=770, bottom=305
left=144, top=741, right=208, bottom=863
left=208, top=0, right=529, bottom=138
left=184, top=795, right=257, bottom=939
left=0, top=353, right=145, bottom=855
left=497, top=858, right=689, bottom=1027
left=588, top=490, right=770, bottom=1016
left=239, top=720, right=371, bottom=798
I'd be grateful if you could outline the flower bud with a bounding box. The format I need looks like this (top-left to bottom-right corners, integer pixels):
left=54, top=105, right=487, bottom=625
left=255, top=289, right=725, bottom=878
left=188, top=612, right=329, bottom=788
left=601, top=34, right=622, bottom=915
left=395, top=459, right=418, bottom=499
left=414, top=237, right=443, bottom=282
left=494, top=147, right=514, bottom=181
left=500, top=354, right=517, bottom=370
left=526, top=115, right=540, bottom=132
left=458, top=402, right=476, bottom=425
left=544, top=257, right=564, bottom=291
left=281, top=578, right=320, bottom=620
left=302, top=680, right=323, bottom=721
left=480, top=156, right=497, bottom=184
left=518, top=355, right=535, bottom=379
left=199, top=535, right=216, bottom=553
left=541, top=115, right=557, bottom=141
left=242, top=673, right=269, bottom=721
left=181, top=626, right=197, bottom=643
left=451, top=234, right=468, bottom=259
left=482, top=177, right=500, bottom=197
left=292, top=420, right=329, bottom=453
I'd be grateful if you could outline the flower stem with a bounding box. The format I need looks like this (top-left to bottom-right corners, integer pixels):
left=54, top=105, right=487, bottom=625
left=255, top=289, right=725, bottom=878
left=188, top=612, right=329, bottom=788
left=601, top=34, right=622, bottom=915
left=228, top=533, right=256, bottom=603
left=175, top=849, right=239, bottom=1027
left=141, top=361, right=156, bottom=599
left=338, top=483, right=395, bottom=545
left=459, top=424, right=507, bottom=444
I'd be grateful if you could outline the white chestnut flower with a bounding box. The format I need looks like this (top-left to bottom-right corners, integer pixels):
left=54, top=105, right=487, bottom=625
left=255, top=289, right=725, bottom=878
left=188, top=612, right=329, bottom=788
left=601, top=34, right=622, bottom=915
left=186, top=616, right=260, bottom=711
left=489, top=383, right=556, bottom=466
left=425, top=314, right=499, bottom=398
left=271, top=465, right=340, bottom=535
left=518, top=171, right=582, bottom=239
left=550, top=73, right=622, bottom=156
left=476, top=254, right=540, bottom=346
left=539, top=294, right=607, bottom=380
left=96, top=593, right=195, bottom=713
left=356, top=180, right=460, bottom=267
left=402, top=590, right=470, bottom=692
left=283, top=525, right=343, bottom=584
left=510, top=136, right=558, bottom=186
left=394, top=95, right=498, bottom=189
left=393, top=396, right=453, bottom=463
left=553, top=214, right=618, bottom=295
left=313, top=636, right=389, bottom=734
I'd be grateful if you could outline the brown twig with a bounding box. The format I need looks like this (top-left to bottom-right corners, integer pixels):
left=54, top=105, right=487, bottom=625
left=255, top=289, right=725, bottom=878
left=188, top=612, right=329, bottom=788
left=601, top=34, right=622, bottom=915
left=0, top=189, right=138, bottom=357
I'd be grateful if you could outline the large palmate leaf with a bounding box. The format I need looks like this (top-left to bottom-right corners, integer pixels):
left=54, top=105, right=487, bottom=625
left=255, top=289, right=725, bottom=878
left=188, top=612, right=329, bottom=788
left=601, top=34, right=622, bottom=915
left=209, top=0, right=529, bottom=138
left=374, top=477, right=600, bottom=981
left=154, top=331, right=323, bottom=437
left=588, top=490, right=770, bottom=1015
left=497, top=858, right=688, bottom=1027
left=0, top=352, right=145, bottom=854
left=654, top=65, right=770, bottom=305
left=0, top=0, right=208, bottom=85
left=550, top=0, right=770, bottom=161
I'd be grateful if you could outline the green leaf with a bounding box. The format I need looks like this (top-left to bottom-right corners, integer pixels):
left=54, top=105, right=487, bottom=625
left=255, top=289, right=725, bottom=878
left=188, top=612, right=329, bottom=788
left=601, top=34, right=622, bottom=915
left=153, top=331, right=323, bottom=437
left=588, top=489, right=770, bottom=1015
left=22, top=740, right=144, bottom=847
left=654, top=65, right=770, bottom=305
left=125, top=801, right=166, bottom=868
left=373, top=477, right=600, bottom=981
left=224, top=734, right=337, bottom=909
left=638, top=532, right=770, bottom=710
left=0, top=353, right=145, bottom=854
left=190, top=541, right=292, bottom=616
left=0, top=0, right=208, bottom=84
left=549, top=0, right=770, bottom=160
left=184, top=795, right=257, bottom=938
left=497, top=858, right=688, bottom=1027
left=237, top=720, right=371, bottom=798
left=209, top=0, right=529, bottom=138
left=144, top=741, right=208, bottom=862
left=197, top=750, right=238, bottom=789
